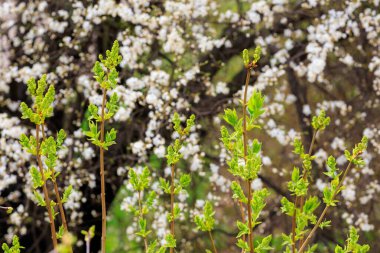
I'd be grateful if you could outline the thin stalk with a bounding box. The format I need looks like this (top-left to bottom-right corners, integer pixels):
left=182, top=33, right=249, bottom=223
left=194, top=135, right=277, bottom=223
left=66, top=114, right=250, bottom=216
left=137, top=191, right=148, bottom=252
left=298, top=161, right=353, bottom=253
left=242, top=68, right=254, bottom=253
left=297, top=130, right=317, bottom=248
left=170, top=164, right=175, bottom=253
left=291, top=197, right=297, bottom=253
left=247, top=180, right=254, bottom=253
left=208, top=230, right=218, bottom=253
left=100, top=88, right=107, bottom=253
left=86, top=238, right=91, bottom=253
left=36, top=124, right=58, bottom=250
left=238, top=200, right=246, bottom=243
left=41, top=125, right=70, bottom=236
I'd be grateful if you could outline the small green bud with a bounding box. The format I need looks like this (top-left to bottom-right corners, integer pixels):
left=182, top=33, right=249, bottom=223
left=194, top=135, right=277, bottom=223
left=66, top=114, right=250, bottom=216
left=243, top=49, right=250, bottom=67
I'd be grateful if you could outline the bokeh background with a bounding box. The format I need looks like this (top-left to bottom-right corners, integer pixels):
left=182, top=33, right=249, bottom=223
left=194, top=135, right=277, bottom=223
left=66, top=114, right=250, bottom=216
left=1, top=0, right=380, bottom=252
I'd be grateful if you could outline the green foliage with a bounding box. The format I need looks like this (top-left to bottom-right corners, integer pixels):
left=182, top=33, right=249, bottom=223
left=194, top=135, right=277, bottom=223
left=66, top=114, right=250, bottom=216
left=29, top=166, right=43, bottom=189
left=19, top=134, right=36, bottom=155
left=81, top=225, right=95, bottom=242
left=221, top=89, right=266, bottom=181
left=57, top=225, right=65, bottom=239
left=242, top=46, right=262, bottom=68
left=311, top=110, right=330, bottom=131
left=281, top=109, right=369, bottom=252
left=247, top=90, right=265, bottom=120
left=194, top=201, right=215, bottom=232
left=334, top=228, right=370, bottom=253
left=231, top=181, right=247, bottom=203
left=62, top=185, right=73, bottom=204
left=19, top=74, right=55, bottom=125
left=33, top=190, right=46, bottom=206
left=85, top=40, right=122, bottom=149
left=250, top=189, right=270, bottom=227
left=125, top=166, right=157, bottom=248
left=288, top=167, right=309, bottom=196
left=2, top=235, right=24, bottom=253
left=255, top=235, right=273, bottom=253
left=344, top=136, right=368, bottom=165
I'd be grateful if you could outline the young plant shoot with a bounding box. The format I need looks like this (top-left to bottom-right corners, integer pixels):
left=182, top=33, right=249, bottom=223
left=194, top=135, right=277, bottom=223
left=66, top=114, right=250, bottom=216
left=221, top=47, right=272, bottom=253
left=19, top=75, right=73, bottom=252
left=84, top=40, right=122, bottom=253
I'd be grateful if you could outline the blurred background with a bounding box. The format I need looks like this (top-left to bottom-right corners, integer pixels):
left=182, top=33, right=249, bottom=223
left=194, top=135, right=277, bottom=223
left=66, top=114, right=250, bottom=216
left=0, top=0, right=379, bottom=252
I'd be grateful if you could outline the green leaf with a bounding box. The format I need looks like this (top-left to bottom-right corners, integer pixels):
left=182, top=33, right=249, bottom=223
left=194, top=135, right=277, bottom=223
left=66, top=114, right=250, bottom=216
left=57, top=225, right=65, bottom=239
left=237, top=238, right=250, bottom=251
left=27, top=77, right=37, bottom=96
left=223, top=108, right=239, bottom=127
left=231, top=181, right=247, bottom=203
left=29, top=166, right=43, bottom=189
left=247, top=90, right=265, bottom=120
left=253, top=45, right=262, bottom=64
left=163, top=234, right=176, bottom=248
left=311, top=110, right=330, bottom=131
left=243, top=49, right=250, bottom=67
left=62, top=185, right=73, bottom=203
left=104, top=128, right=117, bottom=149
left=33, top=190, right=46, bottom=206
left=159, top=178, right=171, bottom=194
left=179, top=174, right=191, bottom=188
left=236, top=221, right=249, bottom=238
left=256, top=234, right=273, bottom=252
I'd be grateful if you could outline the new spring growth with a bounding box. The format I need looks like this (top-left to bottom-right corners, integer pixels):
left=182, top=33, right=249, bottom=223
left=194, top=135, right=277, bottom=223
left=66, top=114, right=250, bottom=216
left=19, top=74, right=73, bottom=250
left=242, top=46, right=262, bottom=69
left=127, top=167, right=157, bottom=242
left=221, top=49, right=272, bottom=252
left=2, top=235, right=24, bottom=253
left=221, top=90, right=265, bottom=181
left=20, top=74, right=54, bottom=125
left=84, top=40, right=122, bottom=149
left=84, top=40, right=122, bottom=253
left=194, top=201, right=218, bottom=253
left=160, top=113, right=195, bottom=253
left=82, top=225, right=95, bottom=253
left=334, top=227, right=370, bottom=253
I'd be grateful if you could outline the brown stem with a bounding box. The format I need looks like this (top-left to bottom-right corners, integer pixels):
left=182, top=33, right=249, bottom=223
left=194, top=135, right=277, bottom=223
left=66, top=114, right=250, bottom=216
left=242, top=68, right=254, bottom=253
left=298, top=161, right=353, bottom=253
left=138, top=191, right=148, bottom=252
left=170, top=164, right=175, bottom=253
left=297, top=130, right=317, bottom=247
left=36, top=124, right=58, bottom=250
left=41, top=125, right=71, bottom=239
left=291, top=197, right=297, bottom=253
left=208, top=230, right=218, bottom=253
left=100, top=89, right=107, bottom=253
left=238, top=200, right=246, bottom=243
left=247, top=180, right=254, bottom=253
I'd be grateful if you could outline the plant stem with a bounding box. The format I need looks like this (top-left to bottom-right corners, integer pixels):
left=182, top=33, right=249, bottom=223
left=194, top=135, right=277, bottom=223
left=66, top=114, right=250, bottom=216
left=291, top=197, right=297, bottom=253
left=86, top=238, right=91, bottom=253
left=100, top=88, right=107, bottom=253
left=208, top=230, right=218, bottom=253
left=41, top=125, right=71, bottom=240
left=36, top=124, right=58, bottom=250
left=298, top=161, right=353, bottom=253
left=170, top=163, right=175, bottom=253
left=138, top=191, right=148, bottom=252
left=297, top=130, right=317, bottom=248
left=242, top=68, right=254, bottom=253
left=238, top=200, right=246, bottom=243
left=247, top=180, right=254, bottom=253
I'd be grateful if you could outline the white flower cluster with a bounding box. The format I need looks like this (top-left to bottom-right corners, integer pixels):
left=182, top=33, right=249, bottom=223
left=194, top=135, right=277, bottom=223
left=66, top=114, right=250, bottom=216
left=1, top=0, right=380, bottom=250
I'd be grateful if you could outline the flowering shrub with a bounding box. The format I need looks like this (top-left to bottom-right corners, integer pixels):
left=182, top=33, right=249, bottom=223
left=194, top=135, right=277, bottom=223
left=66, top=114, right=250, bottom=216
left=1, top=0, right=379, bottom=252
left=0, top=41, right=371, bottom=253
